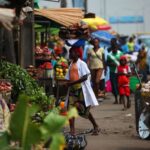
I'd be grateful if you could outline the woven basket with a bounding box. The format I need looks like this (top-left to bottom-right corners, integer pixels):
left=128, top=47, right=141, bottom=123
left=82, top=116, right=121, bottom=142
left=141, top=92, right=150, bottom=103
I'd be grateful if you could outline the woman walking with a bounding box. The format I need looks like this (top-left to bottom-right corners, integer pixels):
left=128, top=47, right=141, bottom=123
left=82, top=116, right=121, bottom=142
left=87, top=38, right=105, bottom=98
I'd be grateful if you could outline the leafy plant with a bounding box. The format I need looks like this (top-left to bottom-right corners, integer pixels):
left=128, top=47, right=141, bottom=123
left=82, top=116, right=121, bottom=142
left=0, top=60, right=51, bottom=110
left=0, top=94, right=78, bottom=150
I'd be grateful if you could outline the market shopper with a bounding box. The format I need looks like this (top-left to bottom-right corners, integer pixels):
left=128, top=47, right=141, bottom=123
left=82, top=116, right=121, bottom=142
left=134, top=39, right=142, bottom=52
left=127, top=37, right=135, bottom=54
left=136, top=45, right=148, bottom=83
left=87, top=38, right=105, bottom=98
left=107, top=44, right=123, bottom=104
left=116, top=56, right=131, bottom=110
left=65, top=46, right=99, bottom=136
left=107, top=38, right=118, bottom=53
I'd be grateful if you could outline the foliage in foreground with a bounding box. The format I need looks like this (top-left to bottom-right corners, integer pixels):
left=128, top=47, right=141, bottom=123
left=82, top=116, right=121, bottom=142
left=0, top=94, right=78, bottom=150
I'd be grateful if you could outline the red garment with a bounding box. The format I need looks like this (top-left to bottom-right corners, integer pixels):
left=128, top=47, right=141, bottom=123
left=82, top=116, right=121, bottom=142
left=117, top=65, right=131, bottom=96
left=119, top=86, right=130, bottom=96
left=120, top=55, right=127, bottom=61
left=70, top=47, right=83, bottom=59
left=117, top=65, right=130, bottom=86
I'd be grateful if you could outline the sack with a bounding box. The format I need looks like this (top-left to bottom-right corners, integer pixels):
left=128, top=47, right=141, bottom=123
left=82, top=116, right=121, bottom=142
left=65, top=134, right=87, bottom=150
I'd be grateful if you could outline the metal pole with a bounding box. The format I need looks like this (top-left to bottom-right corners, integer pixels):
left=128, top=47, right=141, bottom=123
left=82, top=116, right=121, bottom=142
left=84, top=0, right=87, bottom=13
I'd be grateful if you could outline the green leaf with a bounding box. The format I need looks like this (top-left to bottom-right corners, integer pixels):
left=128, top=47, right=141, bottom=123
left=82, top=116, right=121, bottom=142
left=50, top=133, right=65, bottom=150
left=22, top=123, right=41, bottom=150
left=42, top=112, right=67, bottom=135
left=9, top=94, right=41, bottom=150
left=0, top=132, right=10, bottom=149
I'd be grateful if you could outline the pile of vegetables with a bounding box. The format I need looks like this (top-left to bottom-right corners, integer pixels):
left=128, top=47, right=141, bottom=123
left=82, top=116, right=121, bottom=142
left=0, top=80, right=12, bottom=92
left=0, top=60, right=51, bottom=110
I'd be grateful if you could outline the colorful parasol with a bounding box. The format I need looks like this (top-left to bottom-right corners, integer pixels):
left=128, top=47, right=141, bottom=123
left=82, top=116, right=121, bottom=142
left=82, top=16, right=111, bottom=31
left=91, top=31, right=115, bottom=43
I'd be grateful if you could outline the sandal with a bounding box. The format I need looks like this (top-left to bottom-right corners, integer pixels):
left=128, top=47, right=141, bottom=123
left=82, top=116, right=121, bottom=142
left=91, top=128, right=100, bottom=136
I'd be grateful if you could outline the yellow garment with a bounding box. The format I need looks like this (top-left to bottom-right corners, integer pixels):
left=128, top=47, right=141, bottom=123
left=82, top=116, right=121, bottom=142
left=127, top=42, right=134, bottom=52
left=88, top=48, right=104, bottom=69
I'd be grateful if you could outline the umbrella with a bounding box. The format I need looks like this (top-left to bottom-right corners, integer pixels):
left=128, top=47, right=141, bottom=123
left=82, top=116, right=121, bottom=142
left=91, top=31, right=115, bottom=43
left=82, top=16, right=111, bottom=31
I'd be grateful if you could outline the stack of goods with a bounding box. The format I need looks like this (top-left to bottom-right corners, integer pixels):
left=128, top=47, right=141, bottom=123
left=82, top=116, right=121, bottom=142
left=26, top=65, right=38, bottom=79
left=43, top=47, right=51, bottom=60
left=0, top=80, right=12, bottom=93
left=54, top=42, right=63, bottom=56
left=0, top=80, right=12, bottom=103
left=35, top=46, right=51, bottom=60
left=39, top=62, right=53, bottom=78
left=141, top=81, right=150, bottom=102
left=35, top=46, right=43, bottom=59
left=55, top=57, right=68, bottom=79
left=59, top=23, right=89, bottom=39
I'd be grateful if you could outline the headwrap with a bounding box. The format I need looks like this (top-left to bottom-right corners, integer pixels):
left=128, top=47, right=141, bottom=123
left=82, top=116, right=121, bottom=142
left=70, top=46, right=83, bottom=59
left=120, top=55, right=127, bottom=61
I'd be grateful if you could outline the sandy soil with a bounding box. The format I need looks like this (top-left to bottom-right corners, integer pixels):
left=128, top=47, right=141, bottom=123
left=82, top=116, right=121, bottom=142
left=64, top=93, right=150, bottom=150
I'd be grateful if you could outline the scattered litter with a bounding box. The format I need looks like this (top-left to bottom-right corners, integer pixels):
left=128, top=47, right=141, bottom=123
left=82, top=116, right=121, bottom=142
left=125, top=113, right=132, bottom=117
left=129, top=125, right=133, bottom=128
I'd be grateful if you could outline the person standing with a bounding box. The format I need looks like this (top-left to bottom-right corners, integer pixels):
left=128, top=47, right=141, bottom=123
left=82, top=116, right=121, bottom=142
left=65, top=46, right=99, bottom=136
left=87, top=38, right=105, bottom=98
left=116, top=56, right=131, bottom=110
left=134, top=39, right=142, bottom=52
left=107, top=44, right=123, bottom=104
left=127, top=37, right=135, bottom=54
left=120, top=39, right=129, bottom=54
left=136, top=45, right=148, bottom=83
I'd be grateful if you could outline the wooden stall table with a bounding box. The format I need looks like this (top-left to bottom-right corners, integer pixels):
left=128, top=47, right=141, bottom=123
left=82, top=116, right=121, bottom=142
left=55, top=79, right=69, bottom=106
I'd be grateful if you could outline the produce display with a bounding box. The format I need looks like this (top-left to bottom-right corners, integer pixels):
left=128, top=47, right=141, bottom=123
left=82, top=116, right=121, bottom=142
left=0, top=60, right=51, bottom=110
left=39, top=62, right=54, bottom=78
left=0, top=80, right=12, bottom=92
left=141, top=81, right=150, bottom=99
left=55, top=57, right=68, bottom=79
left=26, top=65, right=38, bottom=79
left=141, top=81, right=150, bottom=93
left=35, top=46, right=51, bottom=60
left=35, top=46, right=43, bottom=59
left=59, top=23, right=89, bottom=39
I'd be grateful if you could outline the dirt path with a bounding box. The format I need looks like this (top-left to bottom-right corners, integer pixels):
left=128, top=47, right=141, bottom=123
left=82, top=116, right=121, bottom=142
left=64, top=93, right=150, bottom=150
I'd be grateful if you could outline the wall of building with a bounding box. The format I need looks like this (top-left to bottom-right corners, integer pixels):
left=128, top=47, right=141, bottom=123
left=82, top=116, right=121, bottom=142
left=39, top=0, right=150, bottom=35
left=88, top=0, right=150, bottom=35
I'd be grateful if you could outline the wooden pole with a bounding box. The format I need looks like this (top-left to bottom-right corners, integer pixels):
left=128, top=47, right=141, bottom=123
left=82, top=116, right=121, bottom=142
left=20, top=0, right=35, bottom=68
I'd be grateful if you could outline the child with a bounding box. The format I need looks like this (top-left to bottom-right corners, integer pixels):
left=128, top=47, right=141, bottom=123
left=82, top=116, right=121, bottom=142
left=116, top=55, right=131, bottom=110
left=65, top=46, right=99, bottom=136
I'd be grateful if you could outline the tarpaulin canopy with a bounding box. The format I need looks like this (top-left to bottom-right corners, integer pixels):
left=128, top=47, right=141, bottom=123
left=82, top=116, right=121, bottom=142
left=34, top=8, right=84, bottom=27
left=34, top=24, right=60, bottom=35
left=91, top=31, right=115, bottom=43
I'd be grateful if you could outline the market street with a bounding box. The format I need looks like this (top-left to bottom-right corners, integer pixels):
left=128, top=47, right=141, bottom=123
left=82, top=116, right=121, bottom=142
left=65, top=93, right=150, bottom=150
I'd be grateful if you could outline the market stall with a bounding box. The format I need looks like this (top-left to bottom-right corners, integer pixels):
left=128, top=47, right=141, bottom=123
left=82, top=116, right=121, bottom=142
left=32, top=8, right=85, bottom=97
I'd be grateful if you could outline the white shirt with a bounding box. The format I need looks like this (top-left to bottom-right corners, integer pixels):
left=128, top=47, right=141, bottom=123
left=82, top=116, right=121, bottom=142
left=65, top=59, right=99, bottom=107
